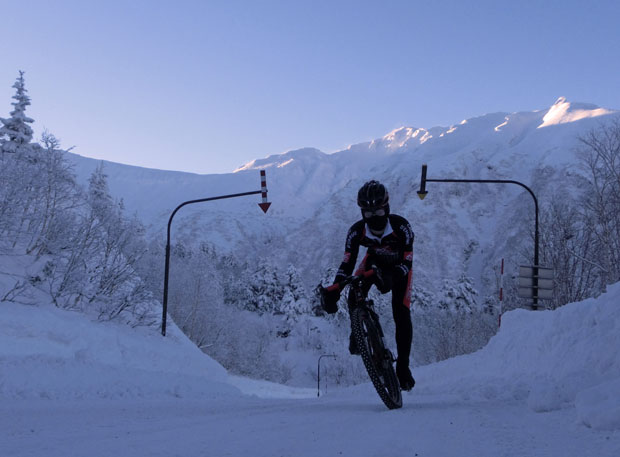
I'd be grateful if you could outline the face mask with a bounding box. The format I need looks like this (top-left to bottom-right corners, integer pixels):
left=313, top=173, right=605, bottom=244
left=366, top=214, right=388, bottom=232
left=361, top=203, right=389, bottom=233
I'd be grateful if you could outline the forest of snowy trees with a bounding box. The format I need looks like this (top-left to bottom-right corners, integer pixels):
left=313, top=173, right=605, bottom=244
left=2, top=71, right=619, bottom=386
left=537, top=118, right=620, bottom=308
left=0, top=72, right=155, bottom=323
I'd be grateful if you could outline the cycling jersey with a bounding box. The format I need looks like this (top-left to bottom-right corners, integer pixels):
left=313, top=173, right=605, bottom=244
left=335, top=214, right=414, bottom=287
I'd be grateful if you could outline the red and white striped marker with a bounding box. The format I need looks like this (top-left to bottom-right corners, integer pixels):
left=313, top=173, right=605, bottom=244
left=258, top=170, right=271, bottom=213
left=499, top=258, right=504, bottom=328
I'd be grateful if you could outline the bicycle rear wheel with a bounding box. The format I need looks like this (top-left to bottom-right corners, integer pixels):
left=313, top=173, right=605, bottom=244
left=351, top=307, right=402, bottom=410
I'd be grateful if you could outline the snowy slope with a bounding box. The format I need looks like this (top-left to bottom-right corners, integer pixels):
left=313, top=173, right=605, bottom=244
left=417, top=282, right=620, bottom=430
left=0, top=300, right=232, bottom=399
left=64, top=99, right=618, bottom=297
left=1, top=282, right=619, bottom=456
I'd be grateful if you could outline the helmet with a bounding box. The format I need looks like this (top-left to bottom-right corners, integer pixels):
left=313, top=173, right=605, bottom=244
left=357, top=180, right=389, bottom=209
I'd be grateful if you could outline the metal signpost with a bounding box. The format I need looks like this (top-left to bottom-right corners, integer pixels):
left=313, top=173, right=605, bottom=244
left=499, top=258, right=504, bottom=327
left=417, top=163, right=552, bottom=309
left=317, top=354, right=337, bottom=397
left=161, top=170, right=271, bottom=336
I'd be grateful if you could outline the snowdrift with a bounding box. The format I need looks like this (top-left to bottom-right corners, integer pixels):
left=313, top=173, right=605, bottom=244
left=417, top=282, right=620, bottom=430
left=0, top=300, right=237, bottom=400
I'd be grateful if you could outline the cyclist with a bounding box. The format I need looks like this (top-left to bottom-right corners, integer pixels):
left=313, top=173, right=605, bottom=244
left=322, top=180, right=415, bottom=391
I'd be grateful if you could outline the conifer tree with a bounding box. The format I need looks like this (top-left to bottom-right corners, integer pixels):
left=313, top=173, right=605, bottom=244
left=88, top=162, right=114, bottom=221
left=280, top=264, right=311, bottom=317
left=437, top=274, right=478, bottom=313
left=0, top=71, right=35, bottom=154
left=246, top=260, right=284, bottom=313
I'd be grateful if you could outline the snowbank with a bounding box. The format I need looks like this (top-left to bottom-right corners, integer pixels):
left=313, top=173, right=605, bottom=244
left=2, top=251, right=619, bottom=431
left=0, top=300, right=238, bottom=400
left=417, top=282, right=620, bottom=430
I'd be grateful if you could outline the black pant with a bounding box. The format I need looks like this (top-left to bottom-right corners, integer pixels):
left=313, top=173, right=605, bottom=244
left=347, top=270, right=412, bottom=365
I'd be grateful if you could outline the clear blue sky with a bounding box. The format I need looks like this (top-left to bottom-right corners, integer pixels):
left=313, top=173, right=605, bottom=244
left=2, top=0, right=619, bottom=174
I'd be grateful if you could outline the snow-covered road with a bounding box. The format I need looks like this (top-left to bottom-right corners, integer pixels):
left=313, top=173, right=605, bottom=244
left=2, top=283, right=620, bottom=456
left=3, top=391, right=617, bottom=457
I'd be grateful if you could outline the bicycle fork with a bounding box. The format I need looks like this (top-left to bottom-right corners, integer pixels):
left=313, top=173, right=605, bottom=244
left=366, top=305, right=396, bottom=365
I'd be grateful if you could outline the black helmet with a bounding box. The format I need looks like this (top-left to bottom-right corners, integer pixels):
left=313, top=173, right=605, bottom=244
left=357, top=180, right=389, bottom=209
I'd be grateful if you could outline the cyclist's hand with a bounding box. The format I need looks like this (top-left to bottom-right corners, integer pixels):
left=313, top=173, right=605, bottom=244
left=317, top=285, right=340, bottom=314
left=395, top=264, right=410, bottom=280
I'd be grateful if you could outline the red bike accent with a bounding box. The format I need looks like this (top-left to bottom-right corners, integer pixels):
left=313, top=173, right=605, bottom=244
left=325, top=283, right=340, bottom=292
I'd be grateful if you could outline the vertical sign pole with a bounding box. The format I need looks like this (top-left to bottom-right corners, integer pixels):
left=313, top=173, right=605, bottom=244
left=499, top=258, right=504, bottom=328
left=258, top=170, right=272, bottom=213
left=317, top=356, right=321, bottom=397
left=162, top=234, right=171, bottom=336
left=533, top=205, right=540, bottom=310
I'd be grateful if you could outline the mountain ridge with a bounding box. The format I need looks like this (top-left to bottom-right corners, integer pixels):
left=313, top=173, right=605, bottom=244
left=232, top=98, right=614, bottom=174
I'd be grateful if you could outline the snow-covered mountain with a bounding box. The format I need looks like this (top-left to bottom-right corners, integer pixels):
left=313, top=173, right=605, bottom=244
left=66, top=98, right=617, bottom=297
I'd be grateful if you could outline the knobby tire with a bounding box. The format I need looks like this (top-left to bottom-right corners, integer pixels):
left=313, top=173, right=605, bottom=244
left=351, top=307, right=402, bottom=410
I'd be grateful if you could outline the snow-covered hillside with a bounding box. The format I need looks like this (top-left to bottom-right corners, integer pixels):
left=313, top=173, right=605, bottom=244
left=2, top=281, right=619, bottom=456
left=65, top=98, right=618, bottom=296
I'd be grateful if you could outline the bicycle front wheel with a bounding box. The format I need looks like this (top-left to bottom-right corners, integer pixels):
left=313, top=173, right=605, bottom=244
left=351, top=307, right=402, bottom=410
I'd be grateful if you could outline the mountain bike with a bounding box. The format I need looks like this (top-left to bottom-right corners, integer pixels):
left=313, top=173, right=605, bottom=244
left=317, top=270, right=403, bottom=410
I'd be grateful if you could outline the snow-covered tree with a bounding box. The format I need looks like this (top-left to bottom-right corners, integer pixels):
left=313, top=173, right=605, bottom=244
left=167, top=241, right=225, bottom=348
left=215, top=252, right=250, bottom=306
left=88, top=162, right=114, bottom=221
left=411, top=284, right=436, bottom=313
left=411, top=275, right=496, bottom=364
left=0, top=71, right=34, bottom=154
left=437, top=274, right=478, bottom=313
left=37, top=160, right=152, bottom=322
left=0, top=71, right=40, bottom=242
left=539, top=196, right=599, bottom=309
left=578, top=118, right=620, bottom=286
left=245, top=260, right=284, bottom=313
left=279, top=264, right=311, bottom=318
left=26, top=132, right=80, bottom=255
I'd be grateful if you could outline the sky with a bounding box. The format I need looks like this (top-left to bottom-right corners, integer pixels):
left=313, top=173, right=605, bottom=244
left=1, top=0, right=619, bottom=174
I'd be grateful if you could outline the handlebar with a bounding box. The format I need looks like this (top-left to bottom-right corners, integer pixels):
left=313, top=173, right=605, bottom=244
left=316, top=268, right=377, bottom=313
left=324, top=269, right=375, bottom=293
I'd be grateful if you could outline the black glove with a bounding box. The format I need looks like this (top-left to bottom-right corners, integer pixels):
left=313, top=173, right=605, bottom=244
left=317, top=285, right=340, bottom=314
left=394, top=264, right=410, bottom=280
